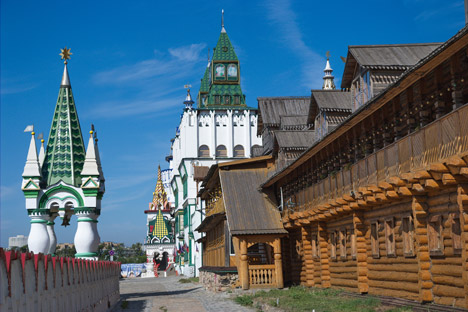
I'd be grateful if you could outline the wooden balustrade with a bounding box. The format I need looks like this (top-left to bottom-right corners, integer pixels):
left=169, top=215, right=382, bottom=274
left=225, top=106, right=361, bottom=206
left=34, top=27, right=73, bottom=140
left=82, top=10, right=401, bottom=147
left=248, top=264, right=276, bottom=287
left=290, top=104, right=468, bottom=214
left=206, top=197, right=225, bottom=217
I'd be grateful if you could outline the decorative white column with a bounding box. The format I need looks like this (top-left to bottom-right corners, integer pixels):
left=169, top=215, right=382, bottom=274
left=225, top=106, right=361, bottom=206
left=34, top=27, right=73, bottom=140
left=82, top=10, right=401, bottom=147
left=46, top=217, right=57, bottom=255
left=245, top=110, right=251, bottom=157
left=74, top=211, right=100, bottom=260
left=227, top=110, right=233, bottom=157
left=210, top=110, right=216, bottom=158
left=28, top=213, right=50, bottom=254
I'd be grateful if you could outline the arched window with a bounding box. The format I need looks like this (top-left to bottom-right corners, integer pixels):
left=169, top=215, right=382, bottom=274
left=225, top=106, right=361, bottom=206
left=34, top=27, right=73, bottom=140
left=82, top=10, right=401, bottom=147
left=65, top=202, right=74, bottom=209
left=50, top=202, right=59, bottom=211
left=216, top=145, right=227, bottom=157
left=234, top=145, right=245, bottom=157
left=198, top=145, right=210, bottom=157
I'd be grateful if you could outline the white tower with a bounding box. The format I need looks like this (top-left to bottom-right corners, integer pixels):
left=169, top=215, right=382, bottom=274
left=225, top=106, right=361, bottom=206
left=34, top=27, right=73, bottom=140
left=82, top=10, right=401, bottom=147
left=322, top=51, right=336, bottom=90
left=22, top=48, right=105, bottom=259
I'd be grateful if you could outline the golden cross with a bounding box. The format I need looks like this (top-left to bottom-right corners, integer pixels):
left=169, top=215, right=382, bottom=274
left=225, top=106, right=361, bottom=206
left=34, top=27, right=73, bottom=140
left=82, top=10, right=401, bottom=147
left=326, top=51, right=330, bottom=59
left=60, top=47, right=72, bottom=64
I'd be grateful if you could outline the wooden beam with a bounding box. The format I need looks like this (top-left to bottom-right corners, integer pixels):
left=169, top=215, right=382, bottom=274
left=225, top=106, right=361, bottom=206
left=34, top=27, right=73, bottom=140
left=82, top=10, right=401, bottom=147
left=414, top=170, right=432, bottom=180
left=388, top=176, right=406, bottom=186
left=378, top=181, right=394, bottom=190
left=401, top=172, right=418, bottom=183
left=424, top=179, right=442, bottom=190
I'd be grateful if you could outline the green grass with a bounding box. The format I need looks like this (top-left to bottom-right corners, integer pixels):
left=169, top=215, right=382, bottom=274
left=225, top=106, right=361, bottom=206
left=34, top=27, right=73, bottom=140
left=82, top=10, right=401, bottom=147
left=120, top=300, right=129, bottom=309
left=178, top=277, right=199, bottom=283
left=235, top=295, right=254, bottom=306
left=234, top=286, right=390, bottom=312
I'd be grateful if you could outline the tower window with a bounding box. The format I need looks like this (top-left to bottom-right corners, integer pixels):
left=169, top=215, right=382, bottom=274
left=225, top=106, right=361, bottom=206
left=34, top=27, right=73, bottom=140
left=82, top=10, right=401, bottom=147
left=233, top=145, right=244, bottom=157
left=198, top=145, right=210, bottom=157
left=216, top=145, right=227, bottom=157
left=234, top=95, right=240, bottom=105
left=214, top=95, right=221, bottom=104
left=224, top=95, right=230, bottom=105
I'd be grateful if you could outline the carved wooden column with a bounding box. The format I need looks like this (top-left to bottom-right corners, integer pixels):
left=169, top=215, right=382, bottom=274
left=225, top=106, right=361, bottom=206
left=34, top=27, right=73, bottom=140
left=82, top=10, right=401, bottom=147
left=353, top=127, right=363, bottom=161
left=457, top=184, right=468, bottom=308
left=353, top=211, right=369, bottom=293
left=301, top=226, right=314, bottom=287
left=418, top=78, right=431, bottom=127
left=240, top=238, right=249, bottom=290
left=273, top=237, right=284, bottom=288
left=318, top=222, right=331, bottom=287
left=393, top=99, right=403, bottom=141
left=451, top=54, right=464, bottom=109
left=434, top=67, right=446, bottom=119
left=412, top=195, right=433, bottom=303
left=407, top=86, right=417, bottom=134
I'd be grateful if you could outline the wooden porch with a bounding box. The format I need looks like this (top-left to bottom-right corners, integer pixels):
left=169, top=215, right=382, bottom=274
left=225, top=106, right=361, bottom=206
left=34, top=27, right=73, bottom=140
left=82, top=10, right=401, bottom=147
left=236, top=235, right=284, bottom=289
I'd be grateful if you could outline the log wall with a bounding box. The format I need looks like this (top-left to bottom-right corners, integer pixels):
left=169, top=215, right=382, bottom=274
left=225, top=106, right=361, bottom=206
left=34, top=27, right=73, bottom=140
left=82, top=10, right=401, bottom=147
left=282, top=189, right=467, bottom=308
left=327, top=217, right=358, bottom=292
left=203, top=221, right=226, bottom=267
left=364, top=201, right=419, bottom=301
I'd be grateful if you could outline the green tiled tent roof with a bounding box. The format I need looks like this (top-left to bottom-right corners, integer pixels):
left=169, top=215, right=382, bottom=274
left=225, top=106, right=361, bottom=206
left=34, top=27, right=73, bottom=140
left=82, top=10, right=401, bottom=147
left=200, top=65, right=211, bottom=93
left=196, top=29, right=249, bottom=109
left=212, top=31, right=238, bottom=61
left=42, top=70, right=86, bottom=187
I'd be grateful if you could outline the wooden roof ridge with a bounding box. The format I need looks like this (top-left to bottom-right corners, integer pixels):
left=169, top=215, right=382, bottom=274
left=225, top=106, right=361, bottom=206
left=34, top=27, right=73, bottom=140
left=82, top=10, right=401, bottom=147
left=348, top=42, right=442, bottom=48
left=261, top=25, right=468, bottom=189
left=218, top=155, right=273, bottom=168
left=257, top=96, right=309, bottom=100
left=199, top=155, right=273, bottom=191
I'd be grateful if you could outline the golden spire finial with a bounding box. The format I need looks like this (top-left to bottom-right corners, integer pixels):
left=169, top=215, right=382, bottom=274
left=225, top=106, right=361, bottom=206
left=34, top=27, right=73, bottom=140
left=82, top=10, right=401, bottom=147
left=60, top=47, right=72, bottom=64
left=326, top=51, right=330, bottom=60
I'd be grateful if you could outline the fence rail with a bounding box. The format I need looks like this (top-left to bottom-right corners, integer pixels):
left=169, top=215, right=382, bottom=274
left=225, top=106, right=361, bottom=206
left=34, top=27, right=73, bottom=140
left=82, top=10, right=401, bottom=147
left=249, top=264, right=276, bottom=287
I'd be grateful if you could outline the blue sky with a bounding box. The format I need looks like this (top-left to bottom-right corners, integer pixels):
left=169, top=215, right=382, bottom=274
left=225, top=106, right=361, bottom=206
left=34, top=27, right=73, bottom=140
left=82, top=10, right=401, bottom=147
left=1, top=0, right=465, bottom=247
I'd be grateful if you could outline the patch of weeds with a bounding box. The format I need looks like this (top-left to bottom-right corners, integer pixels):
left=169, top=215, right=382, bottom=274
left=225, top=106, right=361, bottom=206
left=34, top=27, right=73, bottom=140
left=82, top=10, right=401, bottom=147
left=178, top=277, right=199, bottom=283
left=121, top=301, right=128, bottom=309
left=235, top=286, right=381, bottom=312
left=159, top=306, right=168, bottom=312
left=235, top=295, right=254, bottom=306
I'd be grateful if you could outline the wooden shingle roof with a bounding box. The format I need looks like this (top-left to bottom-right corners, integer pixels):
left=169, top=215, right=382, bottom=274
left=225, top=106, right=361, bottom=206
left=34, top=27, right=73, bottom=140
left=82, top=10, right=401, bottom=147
left=257, top=96, right=311, bottom=135
left=311, top=90, right=353, bottom=112
left=220, top=168, right=286, bottom=235
left=341, top=43, right=441, bottom=89
left=275, top=131, right=315, bottom=150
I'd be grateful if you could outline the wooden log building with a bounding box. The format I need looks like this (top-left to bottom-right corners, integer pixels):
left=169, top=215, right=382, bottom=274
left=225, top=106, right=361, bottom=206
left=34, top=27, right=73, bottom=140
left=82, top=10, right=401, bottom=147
left=261, top=26, right=468, bottom=309
left=196, top=156, right=287, bottom=289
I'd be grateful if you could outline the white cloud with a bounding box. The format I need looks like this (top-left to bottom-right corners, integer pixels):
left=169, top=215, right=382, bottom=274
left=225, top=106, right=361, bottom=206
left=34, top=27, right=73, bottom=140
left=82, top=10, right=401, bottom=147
left=90, top=43, right=207, bottom=119
left=265, top=0, right=324, bottom=89
left=169, top=43, right=207, bottom=62
left=94, top=43, right=207, bottom=85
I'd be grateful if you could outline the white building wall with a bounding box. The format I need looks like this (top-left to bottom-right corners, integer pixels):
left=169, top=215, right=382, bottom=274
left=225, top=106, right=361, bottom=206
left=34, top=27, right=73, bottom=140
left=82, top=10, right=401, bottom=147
left=168, top=106, right=262, bottom=277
